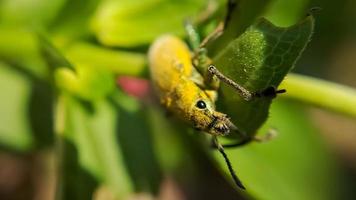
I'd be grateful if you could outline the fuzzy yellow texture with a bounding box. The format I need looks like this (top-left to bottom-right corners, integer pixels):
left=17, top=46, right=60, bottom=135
left=148, top=35, right=215, bottom=127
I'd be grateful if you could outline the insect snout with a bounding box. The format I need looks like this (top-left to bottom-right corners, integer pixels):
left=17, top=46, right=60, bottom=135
left=213, top=122, right=230, bottom=136
left=208, top=113, right=236, bottom=136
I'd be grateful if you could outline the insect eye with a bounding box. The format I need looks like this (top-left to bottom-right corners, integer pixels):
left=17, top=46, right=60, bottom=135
left=196, top=100, right=206, bottom=109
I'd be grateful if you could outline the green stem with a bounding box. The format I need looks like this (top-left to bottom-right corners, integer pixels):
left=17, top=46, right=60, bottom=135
left=280, top=73, right=356, bottom=117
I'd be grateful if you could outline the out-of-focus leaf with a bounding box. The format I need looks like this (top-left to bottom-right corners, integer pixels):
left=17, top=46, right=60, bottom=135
left=0, top=63, right=33, bottom=151
left=146, top=106, right=191, bottom=172
left=0, top=30, right=58, bottom=150
left=264, top=0, right=310, bottom=27
left=37, top=36, right=116, bottom=101
left=0, top=61, right=54, bottom=150
left=0, top=26, right=73, bottom=75
left=37, top=34, right=74, bottom=72
left=91, top=0, right=207, bottom=47
left=55, top=66, right=115, bottom=101
left=64, top=42, right=146, bottom=76
left=50, top=0, right=101, bottom=41
left=57, top=94, right=133, bottom=199
left=208, top=0, right=271, bottom=56
left=0, top=0, right=65, bottom=27
left=214, top=16, right=314, bottom=137
left=57, top=137, right=98, bottom=200
left=0, top=28, right=48, bottom=78
left=28, top=78, right=55, bottom=148
left=214, top=100, right=344, bottom=200
left=110, top=92, right=162, bottom=194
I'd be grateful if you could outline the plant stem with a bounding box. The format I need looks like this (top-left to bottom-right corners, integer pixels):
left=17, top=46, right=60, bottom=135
left=280, top=73, right=356, bottom=117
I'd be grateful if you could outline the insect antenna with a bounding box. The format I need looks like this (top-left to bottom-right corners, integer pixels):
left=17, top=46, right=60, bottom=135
left=213, top=137, right=246, bottom=190
left=208, top=65, right=252, bottom=101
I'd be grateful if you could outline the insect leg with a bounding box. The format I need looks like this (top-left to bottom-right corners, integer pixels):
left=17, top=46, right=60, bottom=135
left=212, top=139, right=252, bottom=149
left=210, top=130, right=252, bottom=149
left=194, top=0, right=220, bottom=25
left=213, top=128, right=278, bottom=149
left=184, top=20, right=210, bottom=75
left=202, top=0, right=237, bottom=47
left=184, top=21, right=220, bottom=90
left=199, top=0, right=237, bottom=48
left=254, top=86, right=286, bottom=98
left=212, top=136, right=246, bottom=189
left=184, top=20, right=201, bottom=52
left=199, top=22, right=224, bottom=48
left=253, top=128, right=278, bottom=142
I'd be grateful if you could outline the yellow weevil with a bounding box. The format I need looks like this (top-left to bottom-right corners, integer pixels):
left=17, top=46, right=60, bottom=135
left=148, top=18, right=284, bottom=189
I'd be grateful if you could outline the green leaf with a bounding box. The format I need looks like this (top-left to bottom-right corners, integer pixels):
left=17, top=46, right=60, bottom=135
left=50, top=0, right=101, bottom=41
left=37, top=37, right=117, bottom=101
left=55, top=66, right=116, bottom=101
left=214, top=100, right=344, bottom=200
left=110, top=93, right=163, bottom=194
left=56, top=94, right=134, bottom=199
left=146, top=106, right=193, bottom=172
left=214, top=16, right=314, bottom=136
left=37, top=34, right=75, bottom=72
left=208, top=0, right=272, bottom=56
left=0, top=63, right=34, bottom=151
left=91, top=0, right=207, bottom=47
left=0, top=59, right=55, bottom=151
left=0, top=28, right=48, bottom=79
left=0, top=0, right=65, bottom=27
left=64, top=42, right=146, bottom=76
left=0, top=27, right=74, bottom=77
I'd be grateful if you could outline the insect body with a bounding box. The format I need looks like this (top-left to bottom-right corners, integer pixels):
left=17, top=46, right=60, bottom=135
left=149, top=35, right=236, bottom=136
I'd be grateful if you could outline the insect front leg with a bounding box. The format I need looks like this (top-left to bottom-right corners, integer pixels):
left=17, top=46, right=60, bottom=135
left=184, top=21, right=220, bottom=90
left=184, top=20, right=201, bottom=52
left=199, top=0, right=238, bottom=48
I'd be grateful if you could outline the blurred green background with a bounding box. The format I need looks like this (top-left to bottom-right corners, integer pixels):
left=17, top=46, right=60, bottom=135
left=0, top=0, right=355, bottom=200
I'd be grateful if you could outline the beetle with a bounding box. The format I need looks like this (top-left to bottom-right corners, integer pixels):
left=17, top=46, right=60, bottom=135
left=148, top=35, right=238, bottom=136
left=148, top=3, right=285, bottom=190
